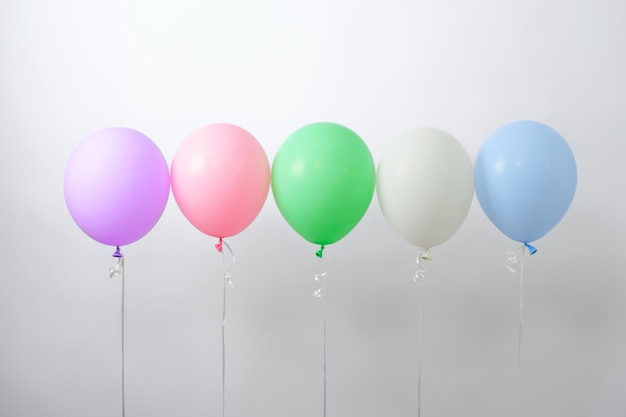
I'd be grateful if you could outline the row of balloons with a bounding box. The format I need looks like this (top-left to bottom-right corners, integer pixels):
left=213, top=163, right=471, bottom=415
left=64, top=120, right=577, bottom=256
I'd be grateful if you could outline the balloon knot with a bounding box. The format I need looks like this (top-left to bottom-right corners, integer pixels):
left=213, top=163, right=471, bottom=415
left=112, top=246, right=123, bottom=258
left=524, top=242, right=537, bottom=255
left=315, top=245, right=325, bottom=258
left=215, top=238, right=223, bottom=253
left=420, top=248, right=431, bottom=261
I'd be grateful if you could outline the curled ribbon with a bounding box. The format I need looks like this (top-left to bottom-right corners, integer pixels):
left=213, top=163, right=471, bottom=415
left=220, top=239, right=234, bottom=287
left=506, top=243, right=537, bottom=273
left=109, top=247, right=124, bottom=278
left=313, top=246, right=329, bottom=298
left=224, top=269, right=233, bottom=288
left=414, top=248, right=431, bottom=284
left=506, top=250, right=519, bottom=273
left=313, top=272, right=327, bottom=298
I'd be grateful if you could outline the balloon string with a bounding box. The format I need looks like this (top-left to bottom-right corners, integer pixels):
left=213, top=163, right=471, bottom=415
left=417, top=279, right=423, bottom=417
left=220, top=240, right=234, bottom=417
left=222, top=259, right=226, bottom=417
left=518, top=248, right=524, bottom=375
left=322, top=295, right=327, bottom=417
left=414, top=249, right=429, bottom=417
left=506, top=245, right=532, bottom=399
left=109, top=248, right=125, bottom=417
left=312, top=248, right=329, bottom=417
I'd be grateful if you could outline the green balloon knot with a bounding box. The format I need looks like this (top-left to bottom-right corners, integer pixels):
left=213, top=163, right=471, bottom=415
left=315, top=245, right=325, bottom=258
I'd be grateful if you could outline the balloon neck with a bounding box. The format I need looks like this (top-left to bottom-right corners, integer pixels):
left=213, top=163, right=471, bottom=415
left=420, top=248, right=431, bottom=261
left=112, top=246, right=123, bottom=258
left=315, top=245, right=325, bottom=258
left=524, top=242, right=537, bottom=255
left=215, top=238, right=223, bottom=253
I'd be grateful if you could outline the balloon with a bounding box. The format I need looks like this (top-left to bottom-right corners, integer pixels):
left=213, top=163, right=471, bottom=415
left=474, top=120, right=577, bottom=244
left=376, top=127, right=474, bottom=249
left=64, top=127, right=170, bottom=247
left=170, top=123, right=270, bottom=238
left=271, top=122, right=376, bottom=246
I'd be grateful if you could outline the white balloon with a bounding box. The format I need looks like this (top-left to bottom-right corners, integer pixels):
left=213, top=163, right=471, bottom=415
left=376, top=127, right=474, bottom=249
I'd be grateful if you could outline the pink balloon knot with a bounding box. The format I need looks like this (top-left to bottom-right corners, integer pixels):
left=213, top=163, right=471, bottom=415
left=215, top=238, right=223, bottom=252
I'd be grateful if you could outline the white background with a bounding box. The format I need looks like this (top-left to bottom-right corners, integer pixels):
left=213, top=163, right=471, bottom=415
left=2, top=0, right=625, bottom=416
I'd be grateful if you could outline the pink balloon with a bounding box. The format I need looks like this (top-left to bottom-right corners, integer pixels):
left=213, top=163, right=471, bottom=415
left=171, top=123, right=270, bottom=238
left=64, top=127, right=170, bottom=247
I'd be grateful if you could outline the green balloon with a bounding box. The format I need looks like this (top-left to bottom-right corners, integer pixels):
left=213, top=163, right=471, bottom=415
left=271, top=122, right=376, bottom=246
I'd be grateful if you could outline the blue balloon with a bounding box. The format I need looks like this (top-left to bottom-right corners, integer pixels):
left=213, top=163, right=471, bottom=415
left=474, top=120, right=577, bottom=244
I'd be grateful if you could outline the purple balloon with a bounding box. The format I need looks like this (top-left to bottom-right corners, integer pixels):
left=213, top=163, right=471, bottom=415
left=64, top=127, right=170, bottom=247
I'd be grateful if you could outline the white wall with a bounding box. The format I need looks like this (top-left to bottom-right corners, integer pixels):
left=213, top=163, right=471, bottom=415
left=2, top=0, right=625, bottom=416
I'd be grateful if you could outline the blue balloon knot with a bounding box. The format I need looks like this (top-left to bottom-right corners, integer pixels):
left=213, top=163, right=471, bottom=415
left=524, top=242, right=537, bottom=255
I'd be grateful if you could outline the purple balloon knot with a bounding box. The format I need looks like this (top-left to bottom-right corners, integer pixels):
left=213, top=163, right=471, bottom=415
left=315, top=245, right=325, bottom=258
left=112, top=246, right=123, bottom=258
left=524, top=242, right=537, bottom=255
left=215, top=238, right=223, bottom=252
